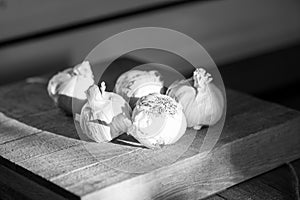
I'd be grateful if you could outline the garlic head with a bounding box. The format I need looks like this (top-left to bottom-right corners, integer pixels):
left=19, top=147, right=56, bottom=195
left=167, top=68, right=224, bottom=129
left=128, top=93, right=187, bottom=149
left=47, top=61, right=94, bottom=114
left=73, top=61, right=94, bottom=78
left=114, top=70, right=163, bottom=105
left=47, top=68, right=73, bottom=103
left=79, top=82, right=132, bottom=142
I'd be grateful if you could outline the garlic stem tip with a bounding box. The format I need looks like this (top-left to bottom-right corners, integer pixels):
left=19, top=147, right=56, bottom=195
left=193, top=68, right=213, bottom=89
left=100, top=82, right=106, bottom=96
left=82, top=60, right=90, bottom=65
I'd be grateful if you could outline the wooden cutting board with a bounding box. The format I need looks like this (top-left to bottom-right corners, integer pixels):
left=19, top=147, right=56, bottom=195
left=0, top=70, right=300, bottom=199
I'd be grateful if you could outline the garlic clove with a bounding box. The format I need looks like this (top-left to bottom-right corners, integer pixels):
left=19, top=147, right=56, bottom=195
left=114, top=70, right=164, bottom=104
left=185, top=94, right=203, bottom=128
left=110, top=113, right=132, bottom=138
left=198, top=83, right=224, bottom=125
left=128, top=93, right=187, bottom=149
left=109, top=92, right=132, bottom=118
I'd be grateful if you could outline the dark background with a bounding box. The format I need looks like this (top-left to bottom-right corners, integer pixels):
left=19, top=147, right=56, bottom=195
left=0, top=0, right=299, bottom=110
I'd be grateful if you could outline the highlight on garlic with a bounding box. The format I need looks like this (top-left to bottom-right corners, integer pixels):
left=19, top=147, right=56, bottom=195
left=47, top=61, right=94, bottom=115
left=167, top=68, right=224, bottom=130
left=114, top=70, right=164, bottom=107
left=128, top=93, right=187, bottom=149
left=79, top=82, right=132, bottom=142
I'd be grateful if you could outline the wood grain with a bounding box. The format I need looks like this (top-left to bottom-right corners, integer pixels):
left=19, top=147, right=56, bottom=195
left=0, top=117, right=40, bottom=145
left=0, top=131, right=80, bottom=163
left=0, top=74, right=300, bottom=199
left=0, top=82, right=56, bottom=118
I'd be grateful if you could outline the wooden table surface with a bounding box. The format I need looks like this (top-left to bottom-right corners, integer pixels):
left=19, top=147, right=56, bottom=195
left=0, top=64, right=299, bottom=199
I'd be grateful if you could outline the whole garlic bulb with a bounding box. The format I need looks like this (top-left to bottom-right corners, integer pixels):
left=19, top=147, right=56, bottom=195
left=79, top=82, right=132, bottom=142
left=47, top=61, right=94, bottom=115
left=128, top=93, right=187, bottom=149
left=114, top=70, right=163, bottom=107
left=167, top=68, right=224, bottom=130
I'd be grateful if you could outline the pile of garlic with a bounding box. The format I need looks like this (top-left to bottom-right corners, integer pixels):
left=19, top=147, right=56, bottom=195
left=48, top=62, right=224, bottom=149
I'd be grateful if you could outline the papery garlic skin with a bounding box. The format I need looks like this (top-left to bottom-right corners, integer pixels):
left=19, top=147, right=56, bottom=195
left=114, top=70, right=163, bottom=104
left=73, top=61, right=94, bottom=78
left=47, top=61, right=94, bottom=114
left=167, top=68, right=224, bottom=129
left=128, top=93, right=187, bottom=149
left=47, top=68, right=73, bottom=103
left=79, top=83, right=132, bottom=142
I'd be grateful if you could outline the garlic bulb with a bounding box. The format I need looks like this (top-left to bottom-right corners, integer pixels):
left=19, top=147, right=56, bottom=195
left=47, top=61, right=94, bottom=114
left=167, top=68, right=224, bottom=130
left=114, top=70, right=164, bottom=107
left=128, top=93, right=187, bottom=149
left=79, top=82, right=132, bottom=142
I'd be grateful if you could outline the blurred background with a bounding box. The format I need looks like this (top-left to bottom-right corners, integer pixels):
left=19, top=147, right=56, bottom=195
left=0, top=0, right=299, bottom=110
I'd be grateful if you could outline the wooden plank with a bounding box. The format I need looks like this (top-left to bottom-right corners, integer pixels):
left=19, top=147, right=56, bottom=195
left=80, top=116, right=300, bottom=200
left=18, top=143, right=136, bottom=180
left=17, top=109, right=79, bottom=140
left=49, top=130, right=201, bottom=190
left=0, top=61, right=300, bottom=199
left=0, top=80, right=79, bottom=139
left=0, top=180, right=31, bottom=200
left=216, top=91, right=299, bottom=147
left=0, top=131, right=81, bottom=163
left=14, top=130, right=197, bottom=181
left=0, top=81, right=55, bottom=118
left=0, top=75, right=300, bottom=199
left=218, top=179, right=290, bottom=200
left=0, top=117, right=40, bottom=145
left=0, top=87, right=293, bottom=198
left=0, top=88, right=254, bottom=195
left=0, top=157, right=77, bottom=200
left=42, top=101, right=298, bottom=199
left=203, top=196, right=226, bottom=200
left=258, top=159, right=300, bottom=199
left=214, top=159, right=300, bottom=200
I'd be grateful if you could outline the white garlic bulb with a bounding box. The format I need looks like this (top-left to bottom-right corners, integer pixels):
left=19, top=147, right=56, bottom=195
left=80, top=83, right=132, bottom=142
left=114, top=70, right=163, bottom=106
left=128, top=93, right=187, bottom=149
left=47, top=61, right=94, bottom=114
left=167, top=68, right=224, bottom=130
